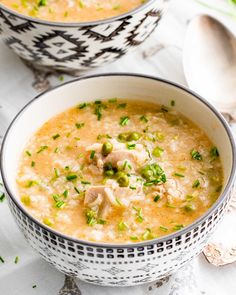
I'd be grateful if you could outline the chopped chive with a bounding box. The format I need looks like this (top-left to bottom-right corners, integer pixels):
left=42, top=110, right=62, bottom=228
left=97, top=219, right=106, bottom=225
left=74, top=187, right=80, bottom=195
left=129, top=186, right=136, bottom=190
left=161, top=105, right=169, bottom=113
left=0, top=256, right=4, bottom=263
left=54, top=147, right=59, bottom=153
left=142, top=228, right=154, bottom=240
left=14, top=256, right=19, bottom=264
left=171, top=100, right=175, bottom=106
left=118, top=221, right=128, bottom=231
left=0, top=193, right=5, bottom=202
left=119, top=116, right=130, bottom=126
left=154, top=195, right=160, bottom=202
left=55, top=200, right=65, bottom=208
left=140, top=115, right=148, bottom=123
left=62, top=190, right=68, bottom=198
left=210, top=147, right=219, bottom=158
left=108, top=98, right=117, bottom=103
left=38, top=0, right=47, bottom=7
left=127, top=143, right=136, bottom=150
left=81, top=180, right=91, bottom=185
left=54, top=168, right=59, bottom=178
left=133, top=206, right=143, bottom=223
left=166, top=203, right=176, bottom=208
left=66, top=174, right=77, bottom=181
left=78, top=102, right=87, bottom=109
left=192, top=179, right=200, bottom=188
left=173, top=224, right=184, bottom=231
left=184, top=204, right=195, bottom=212
left=117, top=103, right=127, bottom=109
left=115, top=197, right=123, bottom=206
left=90, top=150, right=96, bottom=160
left=191, top=149, right=202, bottom=161
left=32, top=285, right=37, bottom=289
left=159, top=226, right=168, bottom=232
left=25, top=150, right=32, bottom=157
left=75, top=122, right=85, bottom=129
left=64, top=166, right=70, bottom=170
left=173, top=172, right=185, bottom=178
left=31, top=161, right=35, bottom=167
left=130, top=236, right=138, bottom=241
left=52, top=134, right=60, bottom=140
left=58, top=75, right=64, bottom=81
left=43, top=217, right=53, bottom=226
left=37, top=146, right=48, bottom=154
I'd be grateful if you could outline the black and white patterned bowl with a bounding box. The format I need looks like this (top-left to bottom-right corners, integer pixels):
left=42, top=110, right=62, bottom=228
left=1, top=73, right=236, bottom=286
left=0, top=0, right=168, bottom=72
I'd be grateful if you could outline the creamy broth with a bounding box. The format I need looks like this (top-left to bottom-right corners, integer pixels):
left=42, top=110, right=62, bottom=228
left=1, top=0, right=146, bottom=22
left=17, top=99, right=223, bottom=243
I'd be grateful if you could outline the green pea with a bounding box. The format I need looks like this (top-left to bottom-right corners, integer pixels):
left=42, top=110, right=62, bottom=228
left=116, top=172, right=129, bottom=187
left=141, top=168, right=154, bottom=180
left=128, top=132, right=141, bottom=141
left=102, top=142, right=113, bottom=156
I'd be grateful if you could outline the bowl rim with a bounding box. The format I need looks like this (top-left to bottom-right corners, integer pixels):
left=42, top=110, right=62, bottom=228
left=1, top=73, right=236, bottom=249
left=0, top=0, right=158, bottom=28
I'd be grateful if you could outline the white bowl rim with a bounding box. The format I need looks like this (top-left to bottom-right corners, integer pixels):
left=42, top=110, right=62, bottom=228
left=1, top=73, right=236, bottom=248
left=0, top=0, right=157, bottom=27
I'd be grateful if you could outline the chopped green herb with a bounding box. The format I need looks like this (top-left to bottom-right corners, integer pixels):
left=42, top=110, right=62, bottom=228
left=119, top=116, right=130, bottom=126
left=14, top=256, right=19, bottom=264
left=55, top=200, right=65, bottom=209
left=54, top=168, right=59, bottom=178
left=31, top=161, right=35, bottom=167
left=0, top=193, right=5, bottom=202
left=108, top=98, right=117, bottom=103
left=75, top=122, right=85, bottom=129
left=54, top=147, right=59, bottom=153
left=129, top=186, right=136, bottom=190
left=52, top=134, right=60, bottom=140
left=166, top=203, right=176, bottom=208
left=141, top=163, right=166, bottom=185
left=133, top=206, right=143, bottom=223
left=62, top=190, right=68, bottom=198
left=86, top=210, right=97, bottom=226
left=184, top=204, right=195, bottom=212
left=142, top=228, right=154, bottom=240
left=78, top=102, right=87, bottom=109
left=127, top=143, right=136, bottom=150
left=159, top=226, right=168, bottom=232
left=173, top=172, right=185, bottom=178
left=25, top=150, right=32, bottom=157
left=216, top=185, right=223, bottom=193
left=81, top=180, right=91, bottom=185
left=115, top=197, right=123, bottom=206
left=74, top=187, right=80, bottom=194
left=66, top=174, right=77, bottom=181
left=140, top=115, right=148, bottom=123
left=130, top=236, right=138, bottom=241
left=161, top=105, right=169, bottom=113
left=192, top=179, right=200, bottom=188
left=154, top=195, right=160, bottom=202
left=171, top=100, right=175, bottom=106
left=90, top=150, right=96, bottom=160
left=37, top=146, right=48, bottom=154
left=117, top=103, right=127, bottom=109
left=0, top=256, right=4, bottom=263
left=32, top=285, right=37, bottom=289
left=38, top=0, right=47, bottom=7
left=210, top=147, right=219, bottom=158
left=43, top=217, right=53, bottom=226
left=173, top=224, right=184, bottom=231
left=118, top=221, right=128, bottom=231
left=191, top=149, right=202, bottom=161
left=152, top=146, right=164, bottom=157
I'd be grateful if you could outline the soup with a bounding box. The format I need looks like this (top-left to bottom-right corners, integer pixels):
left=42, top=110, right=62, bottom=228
left=17, top=99, right=223, bottom=243
left=1, top=0, right=146, bottom=22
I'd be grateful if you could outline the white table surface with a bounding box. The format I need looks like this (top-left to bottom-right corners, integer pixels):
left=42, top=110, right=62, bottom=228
left=1, top=0, right=236, bottom=294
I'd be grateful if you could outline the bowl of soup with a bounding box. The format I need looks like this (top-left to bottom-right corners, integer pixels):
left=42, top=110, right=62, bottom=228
left=0, top=0, right=168, bottom=72
left=1, top=73, right=235, bottom=286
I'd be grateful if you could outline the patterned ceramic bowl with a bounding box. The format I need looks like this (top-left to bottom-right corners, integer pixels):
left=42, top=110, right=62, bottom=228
left=0, top=0, right=168, bottom=72
left=1, top=74, right=236, bottom=287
